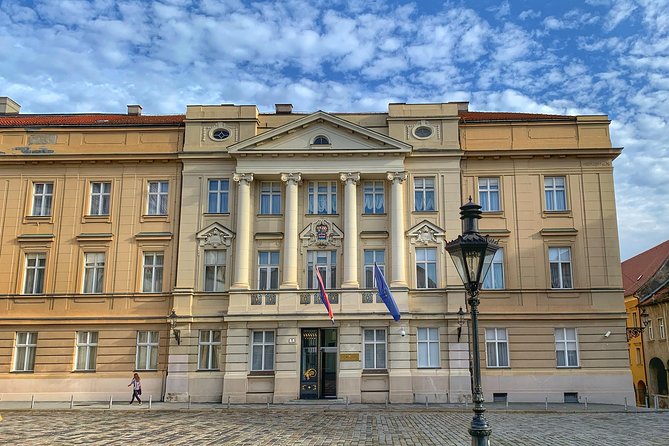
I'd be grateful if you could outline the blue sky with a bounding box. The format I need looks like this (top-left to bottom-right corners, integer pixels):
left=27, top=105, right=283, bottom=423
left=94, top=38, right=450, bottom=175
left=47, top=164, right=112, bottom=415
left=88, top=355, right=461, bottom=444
left=1, top=0, right=668, bottom=260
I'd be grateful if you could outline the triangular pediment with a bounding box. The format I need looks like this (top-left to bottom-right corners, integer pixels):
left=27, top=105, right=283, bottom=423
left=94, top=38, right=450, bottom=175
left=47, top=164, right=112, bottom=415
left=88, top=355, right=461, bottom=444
left=228, top=111, right=411, bottom=155
left=407, top=220, right=447, bottom=249
left=196, top=223, right=235, bottom=248
left=299, top=219, right=344, bottom=251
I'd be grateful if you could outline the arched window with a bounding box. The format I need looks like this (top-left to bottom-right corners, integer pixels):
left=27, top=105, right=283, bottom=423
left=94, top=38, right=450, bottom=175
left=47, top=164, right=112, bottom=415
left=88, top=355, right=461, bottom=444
left=313, top=135, right=330, bottom=145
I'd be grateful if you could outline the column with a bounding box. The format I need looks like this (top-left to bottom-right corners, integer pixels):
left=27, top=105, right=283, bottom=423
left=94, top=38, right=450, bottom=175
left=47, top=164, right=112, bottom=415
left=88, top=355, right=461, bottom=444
left=340, top=172, right=360, bottom=288
left=280, top=172, right=301, bottom=289
left=387, top=171, right=407, bottom=287
left=231, top=173, right=253, bottom=289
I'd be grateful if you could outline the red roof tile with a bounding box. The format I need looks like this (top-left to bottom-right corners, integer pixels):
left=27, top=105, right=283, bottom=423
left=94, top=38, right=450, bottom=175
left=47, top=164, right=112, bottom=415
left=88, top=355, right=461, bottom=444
left=622, top=240, right=669, bottom=296
left=0, top=114, right=185, bottom=127
left=459, top=111, right=575, bottom=122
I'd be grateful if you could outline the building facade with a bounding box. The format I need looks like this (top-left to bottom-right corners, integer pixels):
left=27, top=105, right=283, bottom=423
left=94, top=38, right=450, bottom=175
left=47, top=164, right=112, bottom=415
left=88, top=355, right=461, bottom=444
left=0, top=97, right=634, bottom=405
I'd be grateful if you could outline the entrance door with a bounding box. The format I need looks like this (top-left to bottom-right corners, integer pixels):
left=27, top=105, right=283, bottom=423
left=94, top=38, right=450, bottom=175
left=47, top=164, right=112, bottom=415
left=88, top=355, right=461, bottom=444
left=300, top=328, right=337, bottom=399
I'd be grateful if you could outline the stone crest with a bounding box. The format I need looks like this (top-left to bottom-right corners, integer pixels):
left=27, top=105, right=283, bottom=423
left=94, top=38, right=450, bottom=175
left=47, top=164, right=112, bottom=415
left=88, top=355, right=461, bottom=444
left=196, top=223, right=235, bottom=248
left=299, top=219, right=343, bottom=249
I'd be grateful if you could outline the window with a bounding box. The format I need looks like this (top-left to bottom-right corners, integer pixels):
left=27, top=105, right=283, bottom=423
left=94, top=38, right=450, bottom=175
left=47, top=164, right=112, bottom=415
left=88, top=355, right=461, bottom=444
left=259, top=181, right=281, bottom=215
left=83, top=252, right=105, bottom=294
left=307, top=181, right=337, bottom=214
left=482, top=248, right=505, bottom=290
left=14, top=332, right=37, bottom=372
left=23, top=253, right=46, bottom=294
left=89, top=182, right=111, bottom=216
left=544, top=176, right=567, bottom=211
left=313, top=135, right=330, bottom=145
left=479, top=178, right=500, bottom=212
left=258, top=251, right=279, bottom=290
left=648, top=321, right=654, bottom=340
left=413, top=177, right=435, bottom=211
left=549, top=247, right=573, bottom=289
left=204, top=250, right=226, bottom=292
left=364, top=250, right=385, bottom=288
left=208, top=179, right=229, bottom=213
left=363, top=329, right=387, bottom=369
left=198, top=330, right=221, bottom=370
left=75, top=331, right=98, bottom=371
left=659, top=318, right=666, bottom=339
left=307, top=250, right=336, bottom=288
left=555, top=328, right=579, bottom=368
left=417, top=327, right=440, bottom=368
left=485, top=328, right=509, bottom=368
left=636, top=347, right=642, bottom=365
left=32, top=182, right=53, bottom=216
left=142, top=252, right=164, bottom=293
left=363, top=181, right=385, bottom=214
left=136, top=331, right=159, bottom=370
left=147, top=180, right=169, bottom=215
left=251, top=330, right=274, bottom=371
left=415, top=248, right=437, bottom=289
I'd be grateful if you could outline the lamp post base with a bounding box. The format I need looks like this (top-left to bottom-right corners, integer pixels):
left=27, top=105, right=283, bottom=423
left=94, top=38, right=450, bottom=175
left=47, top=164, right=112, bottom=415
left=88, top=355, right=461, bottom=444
left=468, top=428, right=491, bottom=446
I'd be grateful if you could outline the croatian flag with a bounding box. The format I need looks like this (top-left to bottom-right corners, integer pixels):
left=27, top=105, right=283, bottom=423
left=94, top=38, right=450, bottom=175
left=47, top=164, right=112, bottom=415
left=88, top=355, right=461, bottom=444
left=374, top=263, right=400, bottom=321
left=315, top=268, right=335, bottom=325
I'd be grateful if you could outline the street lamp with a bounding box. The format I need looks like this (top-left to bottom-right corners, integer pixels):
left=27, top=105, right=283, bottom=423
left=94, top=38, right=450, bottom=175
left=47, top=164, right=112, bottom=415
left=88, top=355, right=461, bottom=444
left=168, top=309, right=181, bottom=345
left=446, top=198, right=500, bottom=446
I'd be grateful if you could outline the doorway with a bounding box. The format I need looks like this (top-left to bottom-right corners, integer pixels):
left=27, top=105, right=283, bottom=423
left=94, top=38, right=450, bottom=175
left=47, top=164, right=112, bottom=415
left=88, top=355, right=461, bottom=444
left=300, top=328, right=337, bottom=399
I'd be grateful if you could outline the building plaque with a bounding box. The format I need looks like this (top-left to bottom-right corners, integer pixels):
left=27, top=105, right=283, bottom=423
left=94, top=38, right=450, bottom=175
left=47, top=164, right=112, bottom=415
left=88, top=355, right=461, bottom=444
left=340, top=353, right=359, bottom=362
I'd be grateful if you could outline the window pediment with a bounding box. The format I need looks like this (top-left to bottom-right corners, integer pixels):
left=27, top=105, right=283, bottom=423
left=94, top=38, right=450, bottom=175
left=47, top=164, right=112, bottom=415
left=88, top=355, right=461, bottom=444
left=196, top=223, right=235, bottom=248
left=407, top=220, right=446, bottom=249
left=299, top=219, right=343, bottom=250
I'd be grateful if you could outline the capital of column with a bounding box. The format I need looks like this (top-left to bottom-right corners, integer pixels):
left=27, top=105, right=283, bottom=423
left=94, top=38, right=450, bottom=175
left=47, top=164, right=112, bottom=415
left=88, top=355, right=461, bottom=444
left=233, top=173, right=254, bottom=185
left=339, top=172, right=361, bottom=185
left=387, top=171, right=407, bottom=184
left=280, top=172, right=302, bottom=185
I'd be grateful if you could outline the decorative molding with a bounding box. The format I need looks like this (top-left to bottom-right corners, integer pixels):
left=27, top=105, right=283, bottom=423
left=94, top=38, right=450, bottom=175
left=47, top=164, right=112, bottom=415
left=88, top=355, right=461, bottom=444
left=134, top=232, right=172, bottom=241
left=540, top=228, right=578, bottom=236
left=232, top=172, right=254, bottom=185
left=406, top=119, right=441, bottom=140
left=201, top=122, right=239, bottom=143
left=17, top=233, right=55, bottom=243
left=339, top=172, right=360, bottom=185
left=299, top=219, right=343, bottom=250
left=407, top=220, right=446, bottom=249
left=280, top=172, right=302, bottom=185
left=387, top=171, right=408, bottom=184
left=196, top=223, right=235, bottom=248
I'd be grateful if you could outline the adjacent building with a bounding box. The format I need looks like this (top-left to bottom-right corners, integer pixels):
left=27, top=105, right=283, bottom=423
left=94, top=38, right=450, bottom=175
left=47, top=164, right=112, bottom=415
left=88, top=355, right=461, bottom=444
left=0, top=96, right=634, bottom=405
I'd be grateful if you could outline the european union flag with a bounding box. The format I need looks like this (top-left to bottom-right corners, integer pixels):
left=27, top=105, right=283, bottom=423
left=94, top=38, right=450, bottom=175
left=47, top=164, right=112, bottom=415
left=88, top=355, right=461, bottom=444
left=374, top=263, right=400, bottom=321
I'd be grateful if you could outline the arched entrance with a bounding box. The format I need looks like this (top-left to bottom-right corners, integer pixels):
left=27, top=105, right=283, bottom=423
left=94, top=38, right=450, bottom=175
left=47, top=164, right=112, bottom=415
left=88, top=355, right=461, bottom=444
left=649, top=357, right=668, bottom=399
left=636, top=380, right=647, bottom=406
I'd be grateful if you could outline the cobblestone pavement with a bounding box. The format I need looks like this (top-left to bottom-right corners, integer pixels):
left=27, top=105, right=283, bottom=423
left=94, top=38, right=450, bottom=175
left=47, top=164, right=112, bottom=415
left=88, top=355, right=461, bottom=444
left=1, top=407, right=668, bottom=446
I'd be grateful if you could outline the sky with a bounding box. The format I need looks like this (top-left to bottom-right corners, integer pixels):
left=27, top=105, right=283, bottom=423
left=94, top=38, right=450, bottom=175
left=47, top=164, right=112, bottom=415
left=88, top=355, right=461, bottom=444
left=1, top=0, right=668, bottom=261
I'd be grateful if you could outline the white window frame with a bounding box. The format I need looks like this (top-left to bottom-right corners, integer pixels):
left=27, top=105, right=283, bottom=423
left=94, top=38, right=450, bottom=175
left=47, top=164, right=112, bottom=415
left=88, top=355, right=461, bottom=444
left=198, top=330, right=221, bottom=370
left=363, top=249, right=385, bottom=288
left=659, top=318, right=666, bottom=339
left=147, top=180, right=169, bottom=215
left=485, top=328, right=510, bottom=368
left=648, top=321, right=654, bottom=340
left=415, top=247, right=437, bottom=289
left=32, top=182, right=54, bottom=216
left=204, top=250, right=226, bottom=292
left=259, top=181, right=281, bottom=215
left=75, top=331, right=98, bottom=371
left=413, top=177, right=435, bottom=211
left=555, top=327, right=579, bottom=368
left=307, top=250, right=337, bottom=288
left=363, top=328, right=387, bottom=370
left=135, top=331, right=159, bottom=371
left=89, top=181, right=111, bottom=216
left=13, top=331, right=38, bottom=372
left=251, top=330, right=275, bottom=371
left=82, top=252, right=105, bottom=294
left=544, top=176, right=567, bottom=211
left=23, top=252, right=46, bottom=294
left=478, top=177, right=500, bottom=212
left=307, top=181, right=337, bottom=214
left=208, top=179, right=229, bottom=214
left=482, top=248, right=505, bottom=290
left=258, top=251, right=279, bottom=290
left=363, top=180, right=385, bottom=214
left=142, top=252, right=164, bottom=293
left=549, top=247, right=573, bottom=289
left=417, top=327, right=440, bottom=368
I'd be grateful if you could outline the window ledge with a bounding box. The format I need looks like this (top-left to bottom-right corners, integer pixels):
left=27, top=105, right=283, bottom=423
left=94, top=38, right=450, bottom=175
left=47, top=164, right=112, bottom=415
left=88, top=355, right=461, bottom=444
left=83, top=215, right=112, bottom=224
left=197, top=369, right=221, bottom=373
left=305, top=213, right=339, bottom=217
left=72, top=370, right=97, bottom=373
left=10, top=370, right=34, bottom=374
left=416, top=367, right=441, bottom=370
left=362, top=369, right=388, bottom=375
left=140, top=214, right=169, bottom=223
left=257, top=213, right=283, bottom=218
left=543, top=210, right=571, bottom=217
left=248, top=370, right=275, bottom=377
left=362, top=213, right=387, bottom=216
left=412, top=210, right=438, bottom=214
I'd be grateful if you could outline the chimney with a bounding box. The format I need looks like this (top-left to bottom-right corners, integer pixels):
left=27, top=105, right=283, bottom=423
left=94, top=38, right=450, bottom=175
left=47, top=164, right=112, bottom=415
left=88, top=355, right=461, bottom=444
left=0, top=97, right=21, bottom=114
left=127, top=104, right=143, bottom=116
left=275, top=103, right=293, bottom=114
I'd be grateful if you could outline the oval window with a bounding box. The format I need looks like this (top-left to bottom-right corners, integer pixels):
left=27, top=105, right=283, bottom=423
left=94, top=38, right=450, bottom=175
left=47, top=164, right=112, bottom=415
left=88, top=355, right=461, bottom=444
left=211, top=128, right=230, bottom=141
left=413, top=126, right=433, bottom=139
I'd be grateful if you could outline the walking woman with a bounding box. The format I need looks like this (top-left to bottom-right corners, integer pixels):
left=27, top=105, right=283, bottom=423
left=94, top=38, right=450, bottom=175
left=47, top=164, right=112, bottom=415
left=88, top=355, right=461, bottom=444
left=128, top=372, right=142, bottom=405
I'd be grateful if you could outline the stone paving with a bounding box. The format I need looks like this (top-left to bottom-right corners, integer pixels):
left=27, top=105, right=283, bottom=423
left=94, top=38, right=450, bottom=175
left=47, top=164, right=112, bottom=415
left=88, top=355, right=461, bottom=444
left=0, top=404, right=668, bottom=445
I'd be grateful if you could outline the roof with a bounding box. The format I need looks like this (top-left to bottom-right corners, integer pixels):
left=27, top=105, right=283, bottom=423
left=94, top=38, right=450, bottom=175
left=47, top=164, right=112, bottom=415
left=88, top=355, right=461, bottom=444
left=459, top=111, right=575, bottom=122
left=0, top=114, right=185, bottom=127
left=622, top=240, right=669, bottom=296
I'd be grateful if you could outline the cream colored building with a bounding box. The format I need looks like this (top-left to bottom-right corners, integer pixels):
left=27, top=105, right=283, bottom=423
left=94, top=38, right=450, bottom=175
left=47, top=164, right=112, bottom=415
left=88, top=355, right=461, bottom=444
left=0, top=98, right=183, bottom=401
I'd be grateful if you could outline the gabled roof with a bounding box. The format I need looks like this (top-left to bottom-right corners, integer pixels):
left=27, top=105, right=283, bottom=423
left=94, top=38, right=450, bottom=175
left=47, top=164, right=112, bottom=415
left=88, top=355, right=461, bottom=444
left=0, top=114, right=185, bottom=127
left=459, top=111, right=575, bottom=123
left=228, top=110, right=411, bottom=153
left=622, top=240, right=669, bottom=296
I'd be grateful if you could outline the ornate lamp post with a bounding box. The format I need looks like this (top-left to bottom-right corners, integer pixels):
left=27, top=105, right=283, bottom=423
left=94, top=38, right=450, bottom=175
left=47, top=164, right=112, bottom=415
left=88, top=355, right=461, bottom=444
left=168, top=309, right=181, bottom=345
left=446, top=199, right=500, bottom=446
